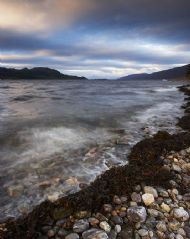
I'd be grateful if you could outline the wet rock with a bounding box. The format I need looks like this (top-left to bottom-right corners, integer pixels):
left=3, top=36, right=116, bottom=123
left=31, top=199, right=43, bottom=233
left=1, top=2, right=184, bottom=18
left=47, top=229, right=55, bottom=238
left=99, top=221, right=111, bottom=232
left=161, top=203, right=171, bottom=213
left=82, top=229, right=108, bottom=239
left=113, top=195, right=122, bottom=205
left=74, top=211, right=90, bottom=219
left=95, top=213, right=108, bottom=222
left=108, top=230, right=117, bottom=239
left=57, top=229, right=69, bottom=237
left=172, top=164, right=181, bottom=173
left=114, top=225, right=121, bottom=233
left=173, top=207, right=189, bottom=221
left=103, top=204, right=112, bottom=213
left=127, top=206, right=147, bottom=223
left=38, top=181, right=51, bottom=189
left=65, top=233, right=79, bottom=239
left=184, top=226, right=190, bottom=238
left=142, top=193, right=154, bottom=206
left=168, top=221, right=181, bottom=231
left=156, top=221, right=167, bottom=232
left=120, top=225, right=133, bottom=238
left=131, top=192, right=142, bottom=203
left=144, top=186, right=158, bottom=198
left=88, top=217, right=99, bottom=226
left=111, top=215, right=123, bottom=225
left=73, top=219, right=89, bottom=233
left=182, top=174, right=190, bottom=187
left=138, top=229, right=148, bottom=237
left=48, top=193, right=59, bottom=202
left=7, top=185, right=24, bottom=197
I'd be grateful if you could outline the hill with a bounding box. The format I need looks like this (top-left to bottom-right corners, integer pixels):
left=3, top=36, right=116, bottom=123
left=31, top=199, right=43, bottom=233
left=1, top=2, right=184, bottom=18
left=119, top=64, right=190, bottom=80
left=0, top=67, right=87, bottom=80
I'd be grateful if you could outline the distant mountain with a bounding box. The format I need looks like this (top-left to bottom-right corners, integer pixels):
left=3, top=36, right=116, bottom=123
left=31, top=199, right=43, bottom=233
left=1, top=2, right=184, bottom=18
left=0, top=67, right=87, bottom=80
left=119, top=64, right=190, bottom=80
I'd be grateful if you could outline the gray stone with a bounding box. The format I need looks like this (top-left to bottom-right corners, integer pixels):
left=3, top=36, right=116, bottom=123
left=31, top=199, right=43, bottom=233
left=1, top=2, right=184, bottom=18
left=65, top=233, right=79, bottom=239
left=127, top=206, right=147, bottom=223
left=108, top=230, right=117, bottom=239
left=73, top=219, right=89, bottom=233
left=156, top=221, right=167, bottom=232
left=99, top=221, right=111, bottom=233
left=184, top=226, right=190, bottom=238
left=82, top=229, right=108, bottom=239
left=103, top=204, right=112, bottom=213
left=131, top=192, right=141, bottom=203
left=173, top=207, right=189, bottom=221
left=144, top=186, right=158, bottom=198
left=120, top=225, right=133, bottom=239
left=114, top=225, right=121, bottom=233
left=138, top=229, right=148, bottom=237
left=111, top=215, right=123, bottom=225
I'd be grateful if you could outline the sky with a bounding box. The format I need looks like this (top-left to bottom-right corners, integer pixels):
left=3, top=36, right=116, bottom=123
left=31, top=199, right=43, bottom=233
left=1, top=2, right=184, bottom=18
left=0, top=0, right=190, bottom=79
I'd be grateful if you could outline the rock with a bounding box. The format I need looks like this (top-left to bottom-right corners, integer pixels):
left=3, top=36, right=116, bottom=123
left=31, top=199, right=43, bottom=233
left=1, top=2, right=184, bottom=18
left=103, top=204, right=112, bottom=213
left=142, top=193, right=154, bottom=206
left=172, top=164, right=181, bottom=172
left=168, top=221, right=181, bottom=231
left=56, top=219, right=66, bottom=227
left=176, top=234, right=183, bottom=239
left=131, top=192, right=141, bottom=203
left=173, top=207, right=189, bottom=221
left=138, top=229, right=148, bottom=237
left=108, top=230, right=117, bottom=239
left=88, top=217, right=99, bottom=226
left=114, top=225, right=121, bottom=233
left=127, top=206, right=147, bottom=223
left=95, top=213, right=108, bottom=222
left=74, top=211, right=90, bottom=219
left=161, top=203, right=171, bottom=213
left=156, top=221, right=167, bottom=232
left=184, top=226, right=190, bottom=238
left=47, top=193, right=59, bottom=202
left=47, top=229, right=55, bottom=237
left=182, top=163, right=190, bottom=171
left=120, top=225, right=133, bottom=239
left=177, top=228, right=186, bottom=237
left=57, top=229, right=69, bottom=237
left=82, top=229, right=108, bottom=239
left=73, top=219, right=89, bottom=233
left=111, top=216, right=123, bottom=225
left=147, top=209, right=159, bottom=217
left=65, top=233, right=79, bottom=239
left=144, top=186, right=158, bottom=198
left=120, top=196, right=128, bottom=203
left=113, top=195, right=122, bottom=205
left=18, top=202, right=30, bottom=214
left=130, top=201, right=137, bottom=206
left=99, top=221, right=111, bottom=233
left=7, top=185, right=24, bottom=197
left=38, top=181, right=51, bottom=189
left=182, top=174, right=190, bottom=187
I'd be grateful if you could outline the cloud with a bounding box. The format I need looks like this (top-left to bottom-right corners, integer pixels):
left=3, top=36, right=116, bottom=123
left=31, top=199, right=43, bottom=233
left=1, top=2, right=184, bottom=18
left=0, top=0, right=190, bottom=78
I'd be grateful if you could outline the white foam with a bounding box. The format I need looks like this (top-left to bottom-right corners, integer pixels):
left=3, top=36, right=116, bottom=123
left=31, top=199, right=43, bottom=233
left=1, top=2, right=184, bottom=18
left=154, top=86, right=177, bottom=92
left=10, top=126, right=113, bottom=167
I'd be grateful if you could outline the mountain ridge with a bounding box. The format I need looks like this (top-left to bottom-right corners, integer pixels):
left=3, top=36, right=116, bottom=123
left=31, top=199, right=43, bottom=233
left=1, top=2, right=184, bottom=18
left=119, top=64, right=190, bottom=80
left=0, top=67, right=87, bottom=80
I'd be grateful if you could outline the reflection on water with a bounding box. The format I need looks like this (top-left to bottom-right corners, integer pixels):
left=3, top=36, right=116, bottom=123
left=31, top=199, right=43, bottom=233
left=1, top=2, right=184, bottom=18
left=0, top=79, right=185, bottom=219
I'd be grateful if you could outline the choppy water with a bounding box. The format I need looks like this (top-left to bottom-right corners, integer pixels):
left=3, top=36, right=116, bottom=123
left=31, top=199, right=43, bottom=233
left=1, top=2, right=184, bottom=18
left=0, top=79, right=185, bottom=220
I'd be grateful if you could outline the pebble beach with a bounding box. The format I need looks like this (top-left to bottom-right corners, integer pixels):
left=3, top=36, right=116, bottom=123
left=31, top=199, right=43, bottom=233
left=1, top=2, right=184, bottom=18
left=1, top=84, right=190, bottom=239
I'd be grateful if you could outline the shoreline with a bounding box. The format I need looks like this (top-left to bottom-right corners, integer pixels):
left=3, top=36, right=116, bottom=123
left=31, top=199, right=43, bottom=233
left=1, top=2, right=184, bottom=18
left=1, top=85, right=190, bottom=239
